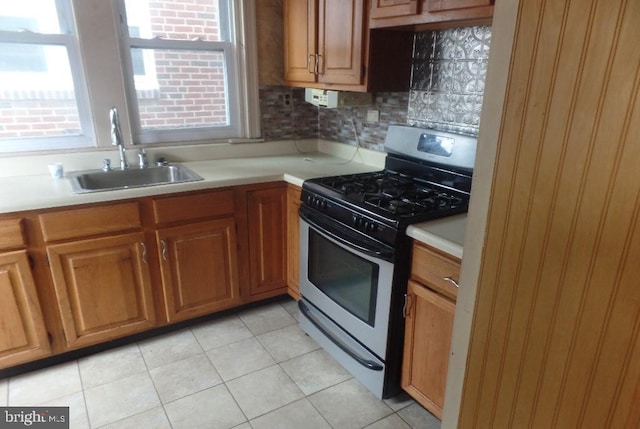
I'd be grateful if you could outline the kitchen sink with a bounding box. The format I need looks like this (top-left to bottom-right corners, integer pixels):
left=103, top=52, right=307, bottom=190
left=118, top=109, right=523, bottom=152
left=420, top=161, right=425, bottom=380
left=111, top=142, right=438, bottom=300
left=68, top=164, right=204, bottom=193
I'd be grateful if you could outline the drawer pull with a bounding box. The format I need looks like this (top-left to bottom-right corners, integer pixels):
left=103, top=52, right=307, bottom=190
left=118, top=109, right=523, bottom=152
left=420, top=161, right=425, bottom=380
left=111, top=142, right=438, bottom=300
left=444, top=276, right=459, bottom=288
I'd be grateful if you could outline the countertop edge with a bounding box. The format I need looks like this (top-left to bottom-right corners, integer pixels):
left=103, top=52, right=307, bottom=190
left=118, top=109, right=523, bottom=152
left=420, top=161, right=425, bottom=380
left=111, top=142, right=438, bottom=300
left=406, top=214, right=466, bottom=259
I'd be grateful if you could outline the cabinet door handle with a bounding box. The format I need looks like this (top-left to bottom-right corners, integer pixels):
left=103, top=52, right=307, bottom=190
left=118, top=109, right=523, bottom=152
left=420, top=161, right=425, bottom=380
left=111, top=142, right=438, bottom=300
left=161, top=239, right=168, bottom=261
left=316, top=54, right=323, bottom=75
left=308, top=54, right=315, bottom=74
left=444, top=276, right=460, bottom=288
left=140, top=242, right=147, bottom=264
left=403, top=293, right=411, bottom=318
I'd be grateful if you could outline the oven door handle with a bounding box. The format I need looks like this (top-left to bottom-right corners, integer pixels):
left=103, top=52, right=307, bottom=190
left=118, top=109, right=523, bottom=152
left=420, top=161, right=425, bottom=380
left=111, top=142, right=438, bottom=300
left=299, top=208, right=394, bottom=262
left=299, top=300, right=383, bottom=371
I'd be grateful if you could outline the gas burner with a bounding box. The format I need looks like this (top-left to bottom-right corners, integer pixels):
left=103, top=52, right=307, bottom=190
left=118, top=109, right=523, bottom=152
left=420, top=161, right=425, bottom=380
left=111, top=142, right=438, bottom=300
left=364, top=196, right=418, bottom=215
left=302, top=126, right=474, bottom=233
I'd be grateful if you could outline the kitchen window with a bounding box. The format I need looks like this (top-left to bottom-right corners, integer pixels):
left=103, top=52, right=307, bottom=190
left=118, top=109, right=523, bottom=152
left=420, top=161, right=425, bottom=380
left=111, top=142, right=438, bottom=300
left=119, top=0, right=255, bottom=144
left=0, top=0, right=258, bottom=153
left=0, top=1, right=94, bottom=152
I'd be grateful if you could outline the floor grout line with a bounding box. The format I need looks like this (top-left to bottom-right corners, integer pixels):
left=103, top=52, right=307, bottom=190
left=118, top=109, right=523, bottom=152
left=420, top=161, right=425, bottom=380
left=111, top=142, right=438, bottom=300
left=4, top=297, right=438, bottom=429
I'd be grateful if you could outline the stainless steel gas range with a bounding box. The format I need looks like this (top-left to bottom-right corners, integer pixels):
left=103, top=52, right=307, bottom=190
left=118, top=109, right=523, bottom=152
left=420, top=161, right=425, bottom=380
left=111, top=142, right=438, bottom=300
left=297, top=125, right=477, bottom=399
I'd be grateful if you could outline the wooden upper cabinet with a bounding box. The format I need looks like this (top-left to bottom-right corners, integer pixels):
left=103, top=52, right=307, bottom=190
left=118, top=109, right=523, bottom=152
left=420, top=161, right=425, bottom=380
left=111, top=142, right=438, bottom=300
left=317, top=0, right=365, bottom=85
left=0, top=250, right=50, bottom=369
left=369, top=0, right=493, bottom=29
left=284, top=0, right=364, bottom=86
left=47, top=233, right=155, bottom=349
left=156, top=219, right=240, bottom=322
left=370, top=0, right=419, bottom=19
left=284, top=0, right=317, bottom=83
left=284, top=0, right=413, bottom=91
left=247, top=186, right=287, bottom=297
left=426, top=0, right=493, bottom=12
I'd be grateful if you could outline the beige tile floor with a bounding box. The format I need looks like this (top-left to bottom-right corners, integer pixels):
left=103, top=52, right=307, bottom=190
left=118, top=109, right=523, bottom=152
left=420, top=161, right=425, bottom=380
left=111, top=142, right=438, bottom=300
left=0, top=298, right=442, bottom=429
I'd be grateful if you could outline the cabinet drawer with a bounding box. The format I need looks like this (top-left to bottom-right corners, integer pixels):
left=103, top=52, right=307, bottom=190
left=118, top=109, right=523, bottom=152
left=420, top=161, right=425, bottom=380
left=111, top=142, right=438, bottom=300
left=39, top=202, right=142, bottom=242
left=0, top=219, right=25, bottom=250
left=153, top=190, right=234, bottom=225
left=411, top=242, right=460, bottom=300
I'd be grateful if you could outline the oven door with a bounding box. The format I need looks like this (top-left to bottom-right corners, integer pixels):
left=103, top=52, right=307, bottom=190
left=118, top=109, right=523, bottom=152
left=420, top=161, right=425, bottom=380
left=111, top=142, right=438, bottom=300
left=299, top=206, right=394, bottom=359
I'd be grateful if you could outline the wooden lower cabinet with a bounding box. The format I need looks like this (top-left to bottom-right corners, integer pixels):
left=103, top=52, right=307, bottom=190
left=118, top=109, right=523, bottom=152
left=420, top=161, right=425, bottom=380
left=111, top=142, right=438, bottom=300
left=47, top=233, right=156, bottom=349
left=286, top=185, right=302, bottom=299
left=247, top=186, right=288, bottom=297
left=402, top=242, right=460, bottom=418
left=402, top=280, right=456, bottom=418
left=0, top=250, right=50, bottom=368
left=0, top=183, right=293, bottom=369
left=156, top=218, right=240, bottom=322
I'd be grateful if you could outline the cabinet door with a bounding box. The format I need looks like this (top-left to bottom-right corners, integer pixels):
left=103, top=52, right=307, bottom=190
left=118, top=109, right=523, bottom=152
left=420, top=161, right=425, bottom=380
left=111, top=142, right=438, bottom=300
left=286, top=185, right=302, bottom=299
left=284, top=0, right=317, bottom=83
left=370, top=0, right=419, bottom=19
left=0, top=251, right=50, bottom=369
left=427, top=0, right=493, bottom=12
left=157, top=218, right=240, bottom=322
left=247, top=187, right=287, bottom=296
left=402, top=280, right=456, bottom=419
left=318, top=0, right=365, bottom=85
left=47, top=233, right=155, bottom=349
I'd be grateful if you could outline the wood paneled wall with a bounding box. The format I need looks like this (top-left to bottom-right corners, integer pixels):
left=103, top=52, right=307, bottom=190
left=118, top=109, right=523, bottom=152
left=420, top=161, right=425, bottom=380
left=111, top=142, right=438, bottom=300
left=458, top=0, right=640, bottom=428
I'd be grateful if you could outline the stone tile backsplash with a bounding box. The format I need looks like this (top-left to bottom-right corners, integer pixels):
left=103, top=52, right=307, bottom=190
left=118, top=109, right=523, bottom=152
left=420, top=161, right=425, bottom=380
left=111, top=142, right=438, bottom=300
left=260, top=25, right=491, bottom=150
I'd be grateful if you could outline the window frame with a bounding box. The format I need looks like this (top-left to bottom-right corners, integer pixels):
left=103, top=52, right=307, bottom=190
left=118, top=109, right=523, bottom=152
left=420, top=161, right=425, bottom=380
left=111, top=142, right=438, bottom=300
left=0, top=0, right=259, bottom=154
left=116, top=0, right=260, bottom=146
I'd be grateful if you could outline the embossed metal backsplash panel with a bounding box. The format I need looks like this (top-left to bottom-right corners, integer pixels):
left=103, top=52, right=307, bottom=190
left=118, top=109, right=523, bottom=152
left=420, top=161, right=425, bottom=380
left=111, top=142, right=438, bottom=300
left=409, top=26, right=492, bottom=136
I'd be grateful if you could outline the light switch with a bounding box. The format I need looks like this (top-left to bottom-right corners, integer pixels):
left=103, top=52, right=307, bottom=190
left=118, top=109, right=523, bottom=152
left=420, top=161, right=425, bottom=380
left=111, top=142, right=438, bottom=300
left=366, top=109, right=380, bottom=123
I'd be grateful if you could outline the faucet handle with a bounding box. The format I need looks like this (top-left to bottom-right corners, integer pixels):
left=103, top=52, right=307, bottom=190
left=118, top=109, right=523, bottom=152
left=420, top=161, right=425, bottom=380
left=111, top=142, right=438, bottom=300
left=102, top=158, right=111, bottom=172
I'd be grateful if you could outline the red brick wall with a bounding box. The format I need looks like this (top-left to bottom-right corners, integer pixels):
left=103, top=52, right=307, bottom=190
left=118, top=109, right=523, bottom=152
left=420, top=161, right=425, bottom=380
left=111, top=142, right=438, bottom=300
left=0, top=99, right=81, bottom=138
left=138, top=0, right=227, bottom=130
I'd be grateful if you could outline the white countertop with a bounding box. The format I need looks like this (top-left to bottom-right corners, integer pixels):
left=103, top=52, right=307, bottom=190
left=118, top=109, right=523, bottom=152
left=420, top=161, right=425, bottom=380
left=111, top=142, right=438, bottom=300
left=0, top=152, right=381, bottom=213
left=406, top=214, right=466, bottom=259
left=0, top=139, right=465, bottom=257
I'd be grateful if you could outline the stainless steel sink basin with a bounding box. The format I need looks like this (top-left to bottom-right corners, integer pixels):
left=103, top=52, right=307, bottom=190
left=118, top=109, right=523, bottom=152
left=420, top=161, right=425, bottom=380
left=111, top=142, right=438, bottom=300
left=68, top=164, right=204, bottom=193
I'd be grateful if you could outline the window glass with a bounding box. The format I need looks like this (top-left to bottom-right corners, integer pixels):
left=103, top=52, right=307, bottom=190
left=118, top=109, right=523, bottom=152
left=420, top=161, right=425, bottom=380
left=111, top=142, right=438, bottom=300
left=122, top=0, right=239, bottom=143
left=132, top=48, right=228, bottom=130
left=0, top=44, right=81, bottom=140
left=0, top=2, right=66, bottom=34
left=0, top=2, right=91, bottom=150
left=123, top=0, right=226, bottom=42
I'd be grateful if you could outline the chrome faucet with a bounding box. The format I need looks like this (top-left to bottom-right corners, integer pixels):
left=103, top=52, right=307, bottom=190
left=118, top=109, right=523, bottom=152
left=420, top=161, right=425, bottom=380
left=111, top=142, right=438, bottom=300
left=110, top=107, right=128, bottom=170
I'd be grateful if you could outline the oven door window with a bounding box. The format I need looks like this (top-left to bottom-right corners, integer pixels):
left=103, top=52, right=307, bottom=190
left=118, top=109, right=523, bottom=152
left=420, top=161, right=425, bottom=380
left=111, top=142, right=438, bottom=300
left=308, top=229, right=378, bottom=326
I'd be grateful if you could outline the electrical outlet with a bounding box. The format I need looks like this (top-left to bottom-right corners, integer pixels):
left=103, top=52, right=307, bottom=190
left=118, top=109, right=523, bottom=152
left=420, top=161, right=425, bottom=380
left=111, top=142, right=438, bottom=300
left=283, top=92, right=291, bottom=107
left=366, top=109, right=380, bottom=123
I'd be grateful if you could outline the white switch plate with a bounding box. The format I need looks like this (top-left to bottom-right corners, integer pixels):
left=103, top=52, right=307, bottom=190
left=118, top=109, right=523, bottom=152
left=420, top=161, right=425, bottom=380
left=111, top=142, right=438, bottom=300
left=366, top=109, right=380, bottom=123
